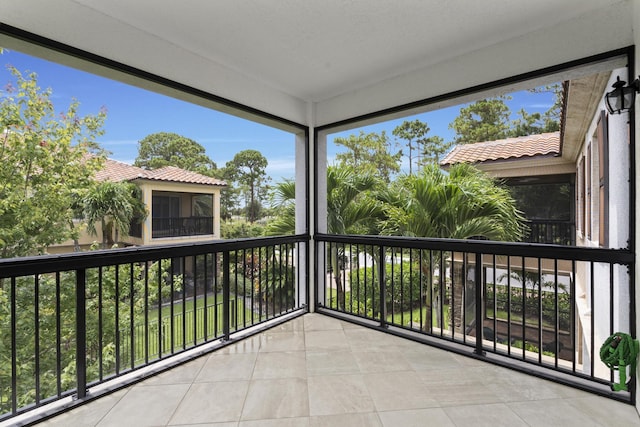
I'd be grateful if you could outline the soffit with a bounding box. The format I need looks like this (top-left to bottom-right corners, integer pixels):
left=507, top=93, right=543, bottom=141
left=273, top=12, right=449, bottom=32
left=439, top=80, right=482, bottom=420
left=562, top=72, right=612, bottom=162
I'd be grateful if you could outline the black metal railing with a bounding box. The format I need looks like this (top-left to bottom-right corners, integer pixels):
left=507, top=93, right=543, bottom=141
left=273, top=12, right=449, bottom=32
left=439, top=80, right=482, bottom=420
left=525, top=219, right=575, bottom=246
left=152, top=217, right=214, bottom=238
left=0, top=235, right=308, bottom=422
left=315, top=233, right=634, bottom=403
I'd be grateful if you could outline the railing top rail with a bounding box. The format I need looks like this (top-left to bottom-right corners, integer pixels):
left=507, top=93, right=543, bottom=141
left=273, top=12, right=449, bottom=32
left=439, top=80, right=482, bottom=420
left=0, top=234, right=309, bottom=278
left=314, top=233, right=634, bottom=265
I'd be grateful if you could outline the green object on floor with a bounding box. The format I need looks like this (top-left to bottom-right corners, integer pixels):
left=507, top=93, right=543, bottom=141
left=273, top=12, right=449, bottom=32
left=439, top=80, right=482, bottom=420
left=600, top=332, right=639, bottom=392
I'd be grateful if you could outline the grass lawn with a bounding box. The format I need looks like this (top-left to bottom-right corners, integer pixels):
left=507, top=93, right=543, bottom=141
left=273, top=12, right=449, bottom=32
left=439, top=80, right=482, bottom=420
left=387, top=306, right=450, bottom=329
left=118, top=293, right=263, bottom=365
left=327, top=292, right=450, bottom=330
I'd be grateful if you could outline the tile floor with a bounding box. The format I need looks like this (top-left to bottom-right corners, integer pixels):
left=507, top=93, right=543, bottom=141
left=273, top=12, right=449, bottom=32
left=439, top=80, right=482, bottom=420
left=30, top=313, right=640, bottom=426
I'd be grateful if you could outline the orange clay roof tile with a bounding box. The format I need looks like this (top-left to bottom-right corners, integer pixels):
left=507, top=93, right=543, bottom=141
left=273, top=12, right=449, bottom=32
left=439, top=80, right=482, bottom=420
left=94, top=159, right=226, bottom=186
left=440, top=131, right=560, bottom=166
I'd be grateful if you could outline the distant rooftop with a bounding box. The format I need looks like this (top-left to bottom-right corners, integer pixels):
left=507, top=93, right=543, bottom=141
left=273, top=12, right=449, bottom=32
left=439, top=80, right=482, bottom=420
left=95, top=158, right=226, bottom=186
left=440, top=131, right=561, bottom=167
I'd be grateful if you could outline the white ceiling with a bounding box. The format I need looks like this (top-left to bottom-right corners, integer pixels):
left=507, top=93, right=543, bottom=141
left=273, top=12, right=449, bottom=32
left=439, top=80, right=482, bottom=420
left=0, top=0, right=631, bottom=126
left=70, top=0, right=622, bottom=102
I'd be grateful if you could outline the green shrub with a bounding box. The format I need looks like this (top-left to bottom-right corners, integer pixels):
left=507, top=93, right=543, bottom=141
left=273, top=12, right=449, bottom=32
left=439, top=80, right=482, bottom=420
left=348, top=261, right=423, bottom=318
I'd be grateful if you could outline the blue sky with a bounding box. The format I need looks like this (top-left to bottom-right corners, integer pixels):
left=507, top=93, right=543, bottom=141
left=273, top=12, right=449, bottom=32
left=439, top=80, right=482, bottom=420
left=1, top=49, right=555, bottom=182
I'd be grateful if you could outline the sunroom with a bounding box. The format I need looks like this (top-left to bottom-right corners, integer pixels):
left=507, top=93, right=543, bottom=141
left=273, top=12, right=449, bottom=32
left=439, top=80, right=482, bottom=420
left=1, top=1, right=640, bottom=425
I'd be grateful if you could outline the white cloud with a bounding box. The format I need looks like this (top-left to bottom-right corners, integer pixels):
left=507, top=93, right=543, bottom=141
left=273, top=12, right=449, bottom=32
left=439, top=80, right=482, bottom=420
left=266, top=157, right=295, bottom=181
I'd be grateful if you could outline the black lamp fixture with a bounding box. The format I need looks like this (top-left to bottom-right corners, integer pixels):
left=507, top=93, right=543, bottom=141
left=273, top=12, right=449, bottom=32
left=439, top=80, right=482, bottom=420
left=605, top=76, right=640, bottom=114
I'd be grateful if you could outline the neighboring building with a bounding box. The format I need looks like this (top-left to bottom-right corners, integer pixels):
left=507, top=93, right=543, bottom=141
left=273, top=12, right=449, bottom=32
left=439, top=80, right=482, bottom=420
left=51, top=159, right=226, bottom=253
left=441, top=132, right=575, bottom=245
left=441, top=68, right=631, bottom=380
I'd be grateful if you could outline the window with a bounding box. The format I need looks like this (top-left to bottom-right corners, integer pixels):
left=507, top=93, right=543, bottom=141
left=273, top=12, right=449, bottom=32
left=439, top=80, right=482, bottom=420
left=152, top=194, right=180, bottom=218
left=597, top=111, right=609, bottom=247
left=586, top=144, right=591, bottom=240
left=192, top=194, right=213, bottom=217
left=577, top=157, right=585, bottom=235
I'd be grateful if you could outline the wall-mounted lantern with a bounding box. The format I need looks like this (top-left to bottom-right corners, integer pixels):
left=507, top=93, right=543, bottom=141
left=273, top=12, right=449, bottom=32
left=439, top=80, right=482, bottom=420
left=605, top=76, right=640, bottom=114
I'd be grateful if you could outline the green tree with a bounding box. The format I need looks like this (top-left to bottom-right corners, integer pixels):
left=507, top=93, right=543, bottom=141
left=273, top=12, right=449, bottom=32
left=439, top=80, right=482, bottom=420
left=264, top=179, right=296, bottom=236
left=381, top=164, right=524, bottom=240
left=334, top=130, right=401, bottom=182
left=0, top=66, right=106, bottom=258
left=217, top=165, right=241, bottom=221
left=134, top=132, right=217, bottom=174
left=267, top=165, right=382, bottom=308
left=0, top=257, right=178, bottom=413
left=392, top=120, right=428, bottom=175
left=521, top=83, right=562, bottom=135
left=380, top=164, right=525, bottom=331
left=83, top=181, right=147, bottom=248
left=225, top=149, right=269, bottom=223
left=451, top=86, right=561, bottom=143
left=449, top=97, right=511, bottom=143
left=418, top=135, right=451, bottom=167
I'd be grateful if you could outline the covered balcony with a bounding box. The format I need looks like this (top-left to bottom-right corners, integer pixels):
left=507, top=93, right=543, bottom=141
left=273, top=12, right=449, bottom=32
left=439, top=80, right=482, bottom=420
left=31, top=314, right=640, bottom=426
left=2, top=0, right=640, bottom=425
left=0, top=233, right=636, bottom=425
left=151, top=216, right=213, bottom=239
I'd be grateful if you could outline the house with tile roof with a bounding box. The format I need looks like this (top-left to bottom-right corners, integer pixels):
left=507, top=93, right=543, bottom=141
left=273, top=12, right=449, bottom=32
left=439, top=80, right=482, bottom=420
left=441, top=131, right=575, bottom=245
left=51, top=159, right=226, bottom=253
left=441, top=67, right=631, bottom=380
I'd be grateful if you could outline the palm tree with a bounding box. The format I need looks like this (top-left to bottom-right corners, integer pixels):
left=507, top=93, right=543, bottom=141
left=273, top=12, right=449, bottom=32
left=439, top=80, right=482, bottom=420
left=83, top=181, right=146, bottom=248
left=379, top=163, right=526, bottom=331
left=267, top=165, right=383, bottom=308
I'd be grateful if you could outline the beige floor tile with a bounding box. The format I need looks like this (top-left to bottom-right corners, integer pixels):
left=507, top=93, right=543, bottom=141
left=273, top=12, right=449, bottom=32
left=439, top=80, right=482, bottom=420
left=363, top=371, right=439, bottom=411
left=29, top=314, right=640, bottom=427
left=271, top=317, right=305, bottom=332
left=217, top=335, right=262, bottom=354
left=168, top=381, right=249, bottom=424
left=444, top=403, right=529, bottom=427
left=352, top=349, right=413, bottom=373
left=430, top=382, right=502, bottom=407
left=142, top=357, right=207, bottom=385
left=307, top=374, right=375, bottom=416
left=252, top=351, right=307, bottom=379
left=306, top=350, right=360, bottom=376
left=485, top=370, right=569, bottom=402
left=259, top=331, right=306, bottom=352
left=402, top=347, right=463, bottom=371
left=508, top=399, right=605, bottom=427
left=195, top=352, right=258, bottom=382
left=309, top=412, right=382, bottom=427
left=174, top=424, right=238, bottom=427
left=97, top=383, right=190, bottom=427
left=418, top=365, right=488, bottom=387
left=304, top=314, right=345, bottom=331
left=343, top=328, right=386, bottom=348
left=305, top=329, right=350, bottom=351
left=241, top=378, right=309, bottom=421
left=240, top=417, right=310, bottom=426
left=378, top=408, right=456, bottom=427
left=344, top=328, right=409, bottom=352
left=338, top=319, right=362, bottom=329
left=37, top=389, right=129, bottom=427
left=567, top=396, right=640, bottom=426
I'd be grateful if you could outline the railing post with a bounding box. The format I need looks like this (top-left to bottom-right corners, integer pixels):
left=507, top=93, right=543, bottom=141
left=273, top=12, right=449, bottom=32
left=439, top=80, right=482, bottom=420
left=222, top=251, right=230, bottom=340
left=379, top=245, right=387, bottom=328
left=76, top=268, right=87, bottom=399
left=474, top=252, right=485, bottom=356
